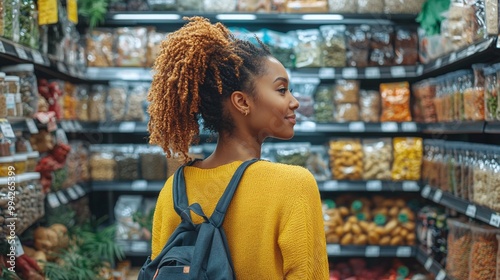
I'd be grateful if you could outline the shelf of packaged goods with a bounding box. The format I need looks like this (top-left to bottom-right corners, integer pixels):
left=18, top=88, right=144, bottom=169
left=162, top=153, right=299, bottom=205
left=115, top=240, right=151, bottom=257
left=326, top=245, right=416, bottom=258
left=318, top=180, right=420, bottom=192
left=45, top=184, right=90, bottom=209
left=484, top=121, right=500, bottom=134
left=92, top=180, right=164, bottom=192
left=421, top=121, right=486, bottom=134
left=0, top=38, right=87, bottom=83
left=415, top=246, right=450, bottom=280
left=103, top=12, right=418, bottom=26
left=421, top=185, right=500, bottom=228
left=312, top=122, right=420, bottom=133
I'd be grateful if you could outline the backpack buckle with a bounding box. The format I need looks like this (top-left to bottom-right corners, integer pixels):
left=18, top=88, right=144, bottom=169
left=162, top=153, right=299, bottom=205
left=183, top=266, right=190, bottom=274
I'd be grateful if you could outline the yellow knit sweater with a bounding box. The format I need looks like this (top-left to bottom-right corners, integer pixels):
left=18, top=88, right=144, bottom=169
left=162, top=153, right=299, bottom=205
left=151, top=160, right=329, bottom=280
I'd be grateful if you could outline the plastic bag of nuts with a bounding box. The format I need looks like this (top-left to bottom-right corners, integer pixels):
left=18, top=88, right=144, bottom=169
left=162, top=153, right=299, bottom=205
left=106, top=81, right=128, bottom=122
left=320, top=25, right=347, bottom=67
left=362, top=138, right=392, bottom=180
left=86, top=29, right=115, bottom=67
left=470, top=224, right=499, bottom=280
left=357, top=0, right=383, bottom=13
left=333, top=80, right=360, bottom=104
left=334, top=103, right=360, bottom=122
left=90, top=150, right=116, bottom=181
left=124, top=83, right=148, bottom=122
left=391, top=137, right=422, bottom=181
left=139, top=145, right=166, bottom=181
left=274, top=142, right=311, bottom=167
left=446, top=219, right=471, bottom=280
left=380, top=82, right=412, bottom=122
left=115, top=146, right=139, bottom=181
left=294, top=29, right=322, bottom=68
left=359, top=90, right=381, bottom=122
left=292, top=78, right=319, bottom=121
left=328, top=138, right=363, bottom=180
left=88, top=85, right=107, bottom=122
left=314, top=85, right=335, bottom=123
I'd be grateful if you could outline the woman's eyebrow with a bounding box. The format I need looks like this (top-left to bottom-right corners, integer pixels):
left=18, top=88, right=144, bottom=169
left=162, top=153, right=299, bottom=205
left=273, top=77, right=288, bottom=83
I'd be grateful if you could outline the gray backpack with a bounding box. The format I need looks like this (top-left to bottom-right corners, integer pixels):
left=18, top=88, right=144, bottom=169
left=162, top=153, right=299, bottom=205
left=138, top=159, right=258, bottom=280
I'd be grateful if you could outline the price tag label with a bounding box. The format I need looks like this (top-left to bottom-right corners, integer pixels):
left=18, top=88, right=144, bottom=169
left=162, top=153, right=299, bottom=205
left=490, top=213, right=500, bottom=227
left=66, top=121, right=76, bottom=132
left=318, top=68, right=335, bottom=79
left=67, top=188, right=79, bottom=200
left=396, top=246, right=412, bottom=257
left=56, top=191, right=69, bottom=204
left=25, top=119, right=39, bottom=134
left=67, top=0, right=78, bottom=24
left=57, top=62, right=67, bottom=73
left=31, top=50, right=45, bottom=64
left=402, top=181, right=419, bottom=192
left=434, top=58, right=442, bottom=68
left=15, top=46, right=28, bottom=60
left=14, top=236, right=24, bottom=257
left=422, top=185, right=431, bottom=198
left=381, top=122, right=398, bottom=132
left=131, top=180, right=148, bottom=191
left=119, top=122, right=136, bottom=132
left=47, top=193, right=60, bottom=208
left=0, top=41, right=5, bottom=53
left=366, top=180, right=382, bottom=191
left=424, top=257, right=433, bottom=270
left=416, top=65, right=424, bottom=75
left=436, top=270, right=446, bottom=280
left=322, top=181, right=339, bottom=191
left=390, top=66, right=406, bottom=78
left=365, top=67, right=381, bottom=79
left=73, top=121, right=83, bottom=131
left=348, top=122, right=365, bottom=132
left=466, top=204, right=477, bottom=218
left=299, top=121, right=316, bottom=132
left=433, top=189, right=443, bottom=202
left=131, top=241, right=148, bottom=253
left=467, top=45, right=475, bottom=55
left=401, top=122, right=418, bottom=132
left=449, top=52, right=457, bottom=63
left=38, top=0, right=59, bottom=25
left=327, top=244, right=341, bottom=255
left=365, top=246, right=380, bottom=257
left=1, top=123, right=15, bottom=138
left=342, top=68, right=358, bottom=79
left=74, top=185, right=86, bottom=197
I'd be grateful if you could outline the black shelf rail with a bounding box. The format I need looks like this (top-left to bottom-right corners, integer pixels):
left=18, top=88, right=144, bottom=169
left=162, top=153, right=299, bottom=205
left=415, top=246, right=450, bottom=280
left=421, top=121, right=486, bottom=134
left=92, top=180, right=164, bottom=192
left=318, top=180, right=420, bottom=192
left=45, top=184, right=90, bottom=208
left=421, top=185, right=500, bottom=228
left=326, top=245, right=416, bottom=258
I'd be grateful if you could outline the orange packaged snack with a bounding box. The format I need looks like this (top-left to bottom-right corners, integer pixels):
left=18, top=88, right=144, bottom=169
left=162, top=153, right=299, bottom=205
left=380, top=82, right=412, bottom=122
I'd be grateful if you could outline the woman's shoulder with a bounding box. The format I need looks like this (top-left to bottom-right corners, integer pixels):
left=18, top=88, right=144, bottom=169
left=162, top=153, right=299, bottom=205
left=252, top=160, right=316, bottom=182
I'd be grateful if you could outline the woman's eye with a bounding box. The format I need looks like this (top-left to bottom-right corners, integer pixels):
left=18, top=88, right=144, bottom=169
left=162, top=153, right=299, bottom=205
left=278, top=88, right=287, bottom=94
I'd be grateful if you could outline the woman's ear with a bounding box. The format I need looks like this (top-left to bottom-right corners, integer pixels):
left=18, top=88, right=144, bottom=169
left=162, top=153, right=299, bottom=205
left=230, top=91, right=251, bottom=114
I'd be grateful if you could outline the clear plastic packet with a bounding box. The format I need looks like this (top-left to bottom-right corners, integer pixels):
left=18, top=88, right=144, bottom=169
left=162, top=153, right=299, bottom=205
left=75, top=85, right=89, bottom=122
left=359, top=90, right=381, bottom=122
left=115, top=145, right=139, bottom=181
left=357, top=0, right=383, bottom=13
left=115, top=195, right=144, bottom=240
left=88, top=85, right=107, bottom=122
left=127, top=0, right=150, bottom=10
left=139, top=145, right=167, bottom=181
left=291, top=78, right=319, bottom=121
left=334, top=103, right=360, bottom=122
left=319, top=25, right=346, bottom=67
left=89, top=148, right=116, bottom=181
left=294, top=29, right=322, bottom=68
left=333, top=80, right=359, bottom=104
left=488, top=147, right=500, bottom=212
left=147, top=30, right=168, bottom=67
left=86, top=29, right=115, bottom=67
left=384, top=0, right=425, bottom=14
left=328, top=138, right=363, bottom=180
left=147, top=0, right=177, bottom=10
left=327, top=0, right=357, bottom=13
left=237, top=0, right=271, bottom=12
left=125, top=83, right=148, bottom=122
left=261, top=29, right=296, bottom=69
left=19, top=0, right=39, bottom=48
left=469, top=224, right=499, bottom=280
left=346, top=25, right=370, bottom=67
left=380, top=82, right=412, bottom=122
left=4, top=0, right=20, bottom=42
left=62, top=82, right=77, bottom=120
left=369, top=25, right=395, bottom=66
left=203, top=0, right=236, bottom=12
left=274, top=142, right=310, bottom=167
left=177, top=0, right=202, bottom=11
left=472, top=147, right=490, bottom=207
left=412, top=79, right=437, bottom=123
left=0, top=64, right=39, bottom=118
left=391, top=137, right=423, bottom=181
left=394, top=27, right=418, bottom=65
left=114, top=27, right=148, bottom=67
left=483, top=65, right=497, bottom=121
left=306, top=145, right=331, bottom=181
left=106, top=81, right=128, bottom=122
left=446, top=219, right=471, bottom=280
left=285, top=0, right=328, bottom=12
left=362, top=138, right=392, bottom=180
left=314, top=85, right=334, bottom=123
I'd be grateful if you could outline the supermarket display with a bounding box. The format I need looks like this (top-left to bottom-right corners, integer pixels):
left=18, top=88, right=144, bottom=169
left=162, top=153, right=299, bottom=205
left=329, top=258, right=429, bottom=280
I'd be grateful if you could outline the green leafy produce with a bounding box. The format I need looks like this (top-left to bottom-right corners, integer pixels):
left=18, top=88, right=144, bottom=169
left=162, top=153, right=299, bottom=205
left=79, top=0, right=109, bottom=29
left=416, top=0, right=451, bottom=36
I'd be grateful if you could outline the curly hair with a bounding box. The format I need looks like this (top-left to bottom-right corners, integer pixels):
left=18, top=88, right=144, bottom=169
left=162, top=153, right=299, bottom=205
left=147, top=17, right=271, bottom=159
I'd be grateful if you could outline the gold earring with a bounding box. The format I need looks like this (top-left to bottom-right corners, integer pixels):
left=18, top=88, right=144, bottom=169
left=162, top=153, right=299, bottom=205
left=244, top=111, right=249, bottom=116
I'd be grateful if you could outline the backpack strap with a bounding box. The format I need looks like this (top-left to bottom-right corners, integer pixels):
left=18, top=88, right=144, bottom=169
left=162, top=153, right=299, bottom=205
left=173, top=158, right=258, bottom=227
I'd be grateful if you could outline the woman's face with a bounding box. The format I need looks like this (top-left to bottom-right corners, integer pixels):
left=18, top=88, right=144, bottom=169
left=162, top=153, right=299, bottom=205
left=248, top=56, right=299, bottom=140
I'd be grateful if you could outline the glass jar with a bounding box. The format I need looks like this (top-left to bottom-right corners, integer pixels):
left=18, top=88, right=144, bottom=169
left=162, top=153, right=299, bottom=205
left=13, top=153, right=27, bottom=174
left=0, top=156, right=14, bottom=177
left=4, top=76, right=19, bottom=117
left=26, top=151, right=39, bottom=172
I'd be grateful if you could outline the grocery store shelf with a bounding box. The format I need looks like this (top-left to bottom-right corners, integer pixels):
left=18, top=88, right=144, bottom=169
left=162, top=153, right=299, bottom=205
left=484, top=121, right=500, bottom=134
left=421, top=122, right=486, bottom=134
left=298, top=122, right=420, bottom=133
left=115, top=240, right=151, bottom=257
left=327, top=245, right=415, bottom=258
left=86, top=67, right=153, bottom=82
left=92, top=180, right=164, bottom=192
left=421, top=185, right=500, bottom=228
left=318, top=180, right=420, bottom=192
left=415, top=246, right=450, bottom=280
left=45, top=184, right=90, bottom=208
left=0, top=38, right=87, bottom=83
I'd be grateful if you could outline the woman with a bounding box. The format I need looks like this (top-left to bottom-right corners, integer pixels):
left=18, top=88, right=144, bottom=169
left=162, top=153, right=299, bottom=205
left=148, top=17, right=329, bottom=279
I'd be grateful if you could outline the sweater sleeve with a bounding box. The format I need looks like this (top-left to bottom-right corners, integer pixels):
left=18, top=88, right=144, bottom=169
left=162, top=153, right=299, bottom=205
left=151, top=184, right=168, bottom=260
left=278, top=171, right=329, bottom=280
